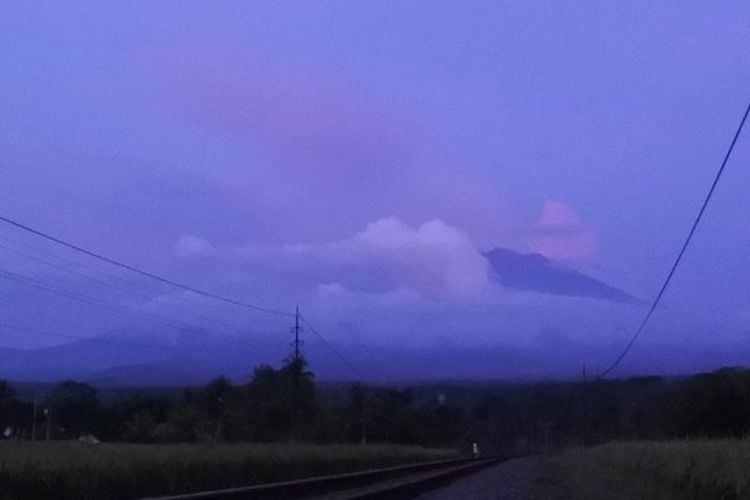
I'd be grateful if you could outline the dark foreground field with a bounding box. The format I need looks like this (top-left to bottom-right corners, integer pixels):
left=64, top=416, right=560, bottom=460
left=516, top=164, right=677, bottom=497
left=535, top=439, right=750, bottom=499
left=0, top=441, right=457, bottom=500
left=420, top=439, right=750, bottom=499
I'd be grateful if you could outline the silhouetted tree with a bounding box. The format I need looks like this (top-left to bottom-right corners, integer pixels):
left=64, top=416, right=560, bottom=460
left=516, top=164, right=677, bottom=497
left=45, top=380, right=102, bottom=437
left=674, top=368, right=750, bottom=437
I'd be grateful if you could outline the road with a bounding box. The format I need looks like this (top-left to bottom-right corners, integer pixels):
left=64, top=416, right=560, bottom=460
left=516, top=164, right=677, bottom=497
left=415, top=457, right=555, bottom=500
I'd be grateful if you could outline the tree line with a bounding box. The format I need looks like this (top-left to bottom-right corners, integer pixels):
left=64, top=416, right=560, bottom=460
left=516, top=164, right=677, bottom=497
left=2, top=361, right=750, bottom=452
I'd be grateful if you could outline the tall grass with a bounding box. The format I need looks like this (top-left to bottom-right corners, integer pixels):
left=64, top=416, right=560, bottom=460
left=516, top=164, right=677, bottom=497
left=543, top=439, right=750, bottom=499
left=0, top=441, right=457, bottom=500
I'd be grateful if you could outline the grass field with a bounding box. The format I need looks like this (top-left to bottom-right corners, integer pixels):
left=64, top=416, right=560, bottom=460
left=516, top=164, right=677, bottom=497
left=537, top=439, right=750, bottom=499
left=0, top=441, right=458, bottom=500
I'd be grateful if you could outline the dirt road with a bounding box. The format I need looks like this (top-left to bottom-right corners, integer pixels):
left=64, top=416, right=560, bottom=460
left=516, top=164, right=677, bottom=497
left=415, top=456, right=558, bottom=500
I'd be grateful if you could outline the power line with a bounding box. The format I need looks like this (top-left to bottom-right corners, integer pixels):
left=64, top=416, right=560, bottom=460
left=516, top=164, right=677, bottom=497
left=0, top=215, right=294, bottom=318
left=0, top=240, right=247, bottom=335
left=289, top=309, right=353, bottom=380
left=597, top=101, right=750, bottom=378
left=299, top=314, right=363, bottom=380
left=0, top=232, right=172, bottom=297
left=0, top=267, right=219, bottom=337
left=292, top=306, right=302, bottom=362
left=0, top=232, right=263, bottom=332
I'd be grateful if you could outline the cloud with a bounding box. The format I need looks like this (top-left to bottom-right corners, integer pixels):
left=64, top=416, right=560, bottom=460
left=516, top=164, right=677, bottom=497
left=159, top=51, right=416, bottom=179
left=150, top=47, right=418, bottom=210
left=177, top=217, right=492, bottom=301
left=174, top=235, right=212, bottom=257
left=316, top=283, right=420, bottom=308
left=737, top=307, right=750, bottom=321
left=336, top=218, right=491, bottom=298
left=526, top=200, right=598, bottom=260
left=147, top=43, right=514, bottom=245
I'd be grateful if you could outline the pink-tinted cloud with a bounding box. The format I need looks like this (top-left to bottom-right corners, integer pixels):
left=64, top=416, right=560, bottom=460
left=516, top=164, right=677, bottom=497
left=146, top=43, right=514, bottom=245
left=526, top=200, right=598, bottom=261
left=151, top=46, right=419, bottom=192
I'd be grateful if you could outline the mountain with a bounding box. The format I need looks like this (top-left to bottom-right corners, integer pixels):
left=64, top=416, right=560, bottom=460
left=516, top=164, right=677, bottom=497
left=0, top=334, right=164, bottom=381
left=0, top=327, right=286, bottom=385
left=3, top=326, right=746, bottom=385
left=0, top=249, right=645, bottom=386
left=484, top=248, right=643, bottom=304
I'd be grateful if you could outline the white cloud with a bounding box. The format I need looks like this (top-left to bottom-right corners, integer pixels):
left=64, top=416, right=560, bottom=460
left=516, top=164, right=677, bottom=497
left=177, top=217, right=492, bottom=301
left=341, top=218, right=491, bottom=298
left=316, top=282, right=420, bottom=307
left=174, top=235, right=213, bottom=257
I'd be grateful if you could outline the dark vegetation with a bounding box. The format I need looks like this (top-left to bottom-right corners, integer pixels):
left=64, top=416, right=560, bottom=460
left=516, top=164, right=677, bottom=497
left=541, top=439, right=750, bottom=499
left=3, top=362, right=750, bottom=452
left=0, top=442, right=455, bottom=500
left=4, top=362, right=750, bottom=498
left=0, top=357, right=462, bottom=499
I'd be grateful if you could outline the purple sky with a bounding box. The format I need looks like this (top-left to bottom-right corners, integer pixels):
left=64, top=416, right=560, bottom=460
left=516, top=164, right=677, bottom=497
left=1, top=1, right=750, bottom=380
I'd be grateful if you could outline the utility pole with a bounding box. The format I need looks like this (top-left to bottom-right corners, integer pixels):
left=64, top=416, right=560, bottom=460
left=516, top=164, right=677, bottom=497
left=44, top=408, right=51, bottom=440
left=290, top=306, right=304, bottom=432
left=582, top=365, right=589, bottom=446
left=31, top=391, right=38, bottom=442
left=293, top=305, right=301, bottom=361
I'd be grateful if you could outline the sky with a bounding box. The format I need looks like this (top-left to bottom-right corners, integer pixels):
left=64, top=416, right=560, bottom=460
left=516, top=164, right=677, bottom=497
left=1, top=1, right=750, bottom=380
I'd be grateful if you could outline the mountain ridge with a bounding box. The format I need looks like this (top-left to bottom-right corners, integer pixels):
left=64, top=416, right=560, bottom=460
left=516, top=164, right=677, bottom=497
left=484, top=247, right=643, bottom=304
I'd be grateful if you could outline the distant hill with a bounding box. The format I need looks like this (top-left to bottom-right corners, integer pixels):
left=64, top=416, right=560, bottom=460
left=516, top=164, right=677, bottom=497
left=0, top=327, right=285, bottom=386
left=2, top=328, right=744, bottom=386
left=0, top=336, right=163, bottom=381
left=484, top=247, right=643, bottom=304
